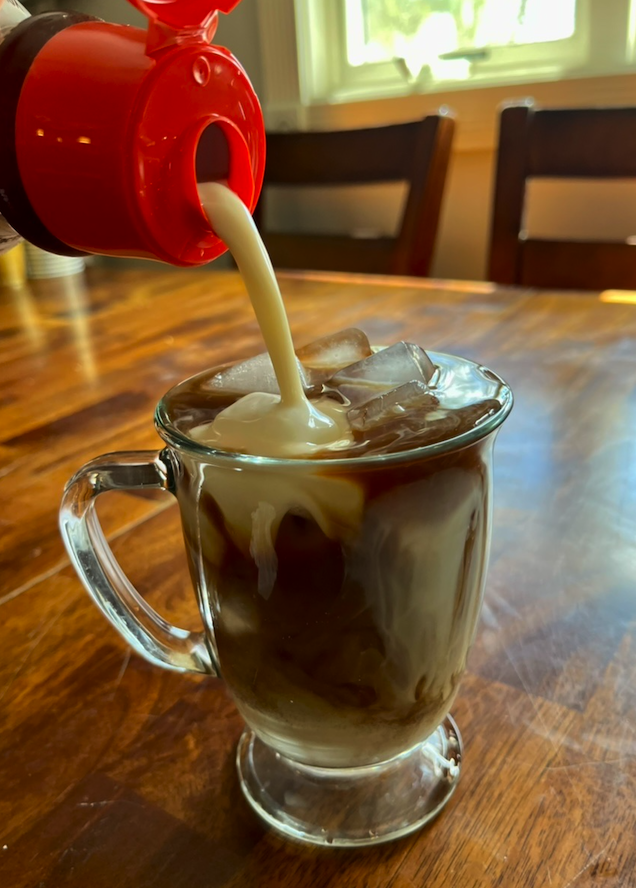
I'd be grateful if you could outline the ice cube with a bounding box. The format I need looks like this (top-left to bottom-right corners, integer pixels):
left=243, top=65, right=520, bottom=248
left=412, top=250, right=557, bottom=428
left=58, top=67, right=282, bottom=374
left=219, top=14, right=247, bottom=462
left=208, top=352, right=311, bottom=396
left=296, top=328, right=372, bottom=370
left=348, top=381, right=438, bottom=431
left=351, top=397, right=503, bottom=454
left=331, top=342, right=436, bottom=391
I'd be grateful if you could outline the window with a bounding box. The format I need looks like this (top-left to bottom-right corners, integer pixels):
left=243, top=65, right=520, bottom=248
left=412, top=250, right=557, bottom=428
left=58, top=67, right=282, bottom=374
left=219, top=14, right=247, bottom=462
left=294, top=0, right=635, bottom=104
left=347, top=0, right=579, bottom=78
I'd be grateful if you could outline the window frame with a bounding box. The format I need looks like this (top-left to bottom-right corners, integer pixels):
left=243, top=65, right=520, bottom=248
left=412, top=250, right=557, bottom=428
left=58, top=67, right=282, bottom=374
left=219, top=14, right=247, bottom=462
left=292, top=0, right=635, bottom=101
left=326, top=0, right=592, bottom=101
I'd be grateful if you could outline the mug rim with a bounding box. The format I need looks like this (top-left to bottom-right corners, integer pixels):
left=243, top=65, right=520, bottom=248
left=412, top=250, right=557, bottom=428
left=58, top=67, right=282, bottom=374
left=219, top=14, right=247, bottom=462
left=154, top=351, right=514, bottom=469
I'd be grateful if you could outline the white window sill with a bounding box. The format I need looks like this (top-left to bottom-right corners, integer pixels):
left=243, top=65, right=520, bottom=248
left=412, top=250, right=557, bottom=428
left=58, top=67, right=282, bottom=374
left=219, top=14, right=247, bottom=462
left=264, top=68, right=636, bottom=152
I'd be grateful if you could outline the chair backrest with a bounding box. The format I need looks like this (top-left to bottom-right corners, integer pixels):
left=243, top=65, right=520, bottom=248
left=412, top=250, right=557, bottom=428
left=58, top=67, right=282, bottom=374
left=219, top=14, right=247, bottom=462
left=488, top=101, right=636, bottom=289
left=254, top=113, right=455, bottom=277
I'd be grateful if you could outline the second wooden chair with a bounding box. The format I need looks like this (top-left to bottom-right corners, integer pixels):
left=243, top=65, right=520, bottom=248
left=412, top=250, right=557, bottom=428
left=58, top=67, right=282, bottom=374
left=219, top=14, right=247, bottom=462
left=489, top=100, right=636, bottom=290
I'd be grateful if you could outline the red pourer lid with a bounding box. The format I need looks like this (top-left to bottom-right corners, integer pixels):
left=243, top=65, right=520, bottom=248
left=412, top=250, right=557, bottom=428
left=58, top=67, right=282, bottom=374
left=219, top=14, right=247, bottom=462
left=128, top=0, right=242, bottom=34
left=7, top=0, right=265, bottom=266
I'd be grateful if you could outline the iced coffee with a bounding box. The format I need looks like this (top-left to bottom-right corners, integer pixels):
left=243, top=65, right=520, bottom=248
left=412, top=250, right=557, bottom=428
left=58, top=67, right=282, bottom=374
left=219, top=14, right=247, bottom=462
left=61, top=181, right=513, bottom=843
left=161, top=329, right=508, bottom=767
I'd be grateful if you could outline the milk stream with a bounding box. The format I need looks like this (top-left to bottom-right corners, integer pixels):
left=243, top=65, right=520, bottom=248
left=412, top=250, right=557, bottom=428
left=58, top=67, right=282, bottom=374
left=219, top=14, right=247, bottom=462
left=197, top=183, right=351, bottom=457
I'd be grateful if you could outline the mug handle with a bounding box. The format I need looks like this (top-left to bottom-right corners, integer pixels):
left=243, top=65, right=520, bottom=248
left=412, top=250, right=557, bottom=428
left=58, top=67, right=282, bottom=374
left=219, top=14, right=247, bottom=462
left=59, top=450, right=215, bottom=675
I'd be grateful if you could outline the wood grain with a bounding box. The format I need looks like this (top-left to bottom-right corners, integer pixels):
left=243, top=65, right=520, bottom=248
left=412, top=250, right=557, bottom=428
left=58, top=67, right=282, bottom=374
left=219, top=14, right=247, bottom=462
left=1, top=267, right=636, bottom=887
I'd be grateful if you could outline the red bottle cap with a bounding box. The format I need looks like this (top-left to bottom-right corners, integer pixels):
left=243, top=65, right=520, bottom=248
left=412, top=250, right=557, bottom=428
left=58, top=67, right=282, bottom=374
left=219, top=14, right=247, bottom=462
left=11, top=1, right=265, bottom=266
left=128, top=1, right=242, bottom=39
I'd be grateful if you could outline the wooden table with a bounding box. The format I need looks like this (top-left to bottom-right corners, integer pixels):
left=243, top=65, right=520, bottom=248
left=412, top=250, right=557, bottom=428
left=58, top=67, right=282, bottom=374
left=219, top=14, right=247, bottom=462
left=1, top=267, right=635, bottom=887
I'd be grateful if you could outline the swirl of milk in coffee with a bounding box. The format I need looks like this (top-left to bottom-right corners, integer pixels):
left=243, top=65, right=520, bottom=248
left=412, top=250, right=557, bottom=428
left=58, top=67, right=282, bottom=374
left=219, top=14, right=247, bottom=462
left=194, top=183, right=363, bottom=601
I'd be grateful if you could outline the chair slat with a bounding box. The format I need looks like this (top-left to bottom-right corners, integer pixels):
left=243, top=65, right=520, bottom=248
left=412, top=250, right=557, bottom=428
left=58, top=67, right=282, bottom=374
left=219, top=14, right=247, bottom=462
left=520, top=239, right=636, bottom=290
left=489, top=101, right=636, bottom=289
left=257, top=114, right=455, bottom=278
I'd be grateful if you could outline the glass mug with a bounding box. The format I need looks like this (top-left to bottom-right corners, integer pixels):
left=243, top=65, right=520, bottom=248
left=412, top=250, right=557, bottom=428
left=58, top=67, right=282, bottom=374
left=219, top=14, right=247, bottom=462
left=60, top=354, right=513, bottom=847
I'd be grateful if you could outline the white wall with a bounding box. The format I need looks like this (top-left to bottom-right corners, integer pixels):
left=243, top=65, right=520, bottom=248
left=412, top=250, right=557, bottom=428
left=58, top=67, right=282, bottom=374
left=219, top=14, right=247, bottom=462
left=433, top=150, right=495, bottom=280
left=61, top=0, right=144, bottom=25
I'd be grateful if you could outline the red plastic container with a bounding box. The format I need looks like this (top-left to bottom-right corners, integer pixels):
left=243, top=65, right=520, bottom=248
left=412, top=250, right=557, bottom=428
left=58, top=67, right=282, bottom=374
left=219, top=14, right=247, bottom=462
left=0, top=0, right=265, bottom=265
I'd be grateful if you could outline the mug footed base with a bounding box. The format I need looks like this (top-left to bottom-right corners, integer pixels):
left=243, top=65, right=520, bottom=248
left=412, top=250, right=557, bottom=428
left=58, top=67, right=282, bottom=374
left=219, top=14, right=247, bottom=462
left=236, top=714, right=462, bottom=847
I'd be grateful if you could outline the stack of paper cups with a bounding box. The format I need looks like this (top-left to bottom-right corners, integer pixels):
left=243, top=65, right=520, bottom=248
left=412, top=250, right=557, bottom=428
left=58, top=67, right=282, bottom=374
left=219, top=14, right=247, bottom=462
left=25, top=243, right=86, bottom=279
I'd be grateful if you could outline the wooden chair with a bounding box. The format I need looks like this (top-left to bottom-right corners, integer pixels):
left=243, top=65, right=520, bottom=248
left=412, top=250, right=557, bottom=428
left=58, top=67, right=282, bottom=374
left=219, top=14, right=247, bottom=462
left=253, top=113, right=455, bottom=277
left=488, top=100, right=636, bottom=289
